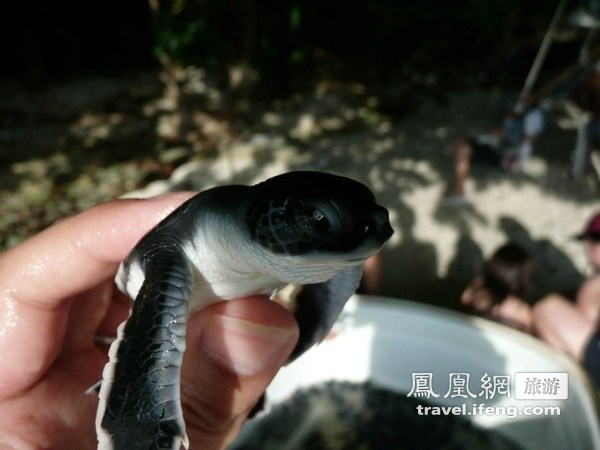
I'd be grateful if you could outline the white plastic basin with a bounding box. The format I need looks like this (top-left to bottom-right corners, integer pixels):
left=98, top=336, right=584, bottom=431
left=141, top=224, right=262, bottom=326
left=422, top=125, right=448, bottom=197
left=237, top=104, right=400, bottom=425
left=233, top=296, right=600, bottom=450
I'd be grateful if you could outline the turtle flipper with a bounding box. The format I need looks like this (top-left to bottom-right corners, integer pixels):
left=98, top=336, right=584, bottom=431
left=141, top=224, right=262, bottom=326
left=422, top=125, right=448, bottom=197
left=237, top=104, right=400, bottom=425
left=289, top=265, right=363, bottom=361
left=96, top=253, right=192, bottom=450
left=250, top=266, right=362, bottom=419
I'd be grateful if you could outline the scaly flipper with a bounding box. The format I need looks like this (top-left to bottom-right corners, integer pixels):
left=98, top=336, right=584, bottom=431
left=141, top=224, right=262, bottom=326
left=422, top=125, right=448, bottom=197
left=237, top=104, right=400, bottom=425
left=249, top=265, right=363, bottom=418
left=97, top=250, right=192, bottom=450
left=290, top=265, right=363, bottom=360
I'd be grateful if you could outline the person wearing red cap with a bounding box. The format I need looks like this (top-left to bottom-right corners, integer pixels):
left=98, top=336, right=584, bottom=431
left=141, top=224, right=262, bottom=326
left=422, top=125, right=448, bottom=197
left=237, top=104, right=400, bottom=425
left=533, top=212, right=600, bottom=387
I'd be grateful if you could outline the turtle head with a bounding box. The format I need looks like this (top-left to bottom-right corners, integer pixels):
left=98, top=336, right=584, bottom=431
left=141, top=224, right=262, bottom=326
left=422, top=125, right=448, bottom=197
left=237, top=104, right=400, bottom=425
left=247, top=171, right=393, bottom=262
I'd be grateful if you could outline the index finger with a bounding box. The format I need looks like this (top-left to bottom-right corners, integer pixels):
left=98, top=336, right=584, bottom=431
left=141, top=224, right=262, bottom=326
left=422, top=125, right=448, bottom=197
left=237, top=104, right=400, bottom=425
left=0, top=192, right=193, bottom=398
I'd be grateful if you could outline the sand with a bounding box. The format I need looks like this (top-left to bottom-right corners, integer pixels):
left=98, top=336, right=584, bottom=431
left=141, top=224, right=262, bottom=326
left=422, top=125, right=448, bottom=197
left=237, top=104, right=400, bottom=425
left=124, top=90, right=600, bottom=308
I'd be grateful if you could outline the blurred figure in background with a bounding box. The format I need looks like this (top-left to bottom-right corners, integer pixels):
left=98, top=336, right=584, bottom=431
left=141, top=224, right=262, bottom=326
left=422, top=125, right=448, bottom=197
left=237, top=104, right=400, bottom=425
left=357, top=254, right=383, bottom=295
left=571, top=62, right=600, bottom=150
left=533, top=212, right=600, bottom=388
left=445, top=95, right=544, bottom=206
left=461, top=242, right=534, bottom=333
left=570, top=62, right=600, bottom=178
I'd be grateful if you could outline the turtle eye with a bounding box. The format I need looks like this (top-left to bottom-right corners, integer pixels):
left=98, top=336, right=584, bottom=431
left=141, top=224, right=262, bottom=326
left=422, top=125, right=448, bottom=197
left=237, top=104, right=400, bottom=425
left=293, top=200, right=339, bottom=237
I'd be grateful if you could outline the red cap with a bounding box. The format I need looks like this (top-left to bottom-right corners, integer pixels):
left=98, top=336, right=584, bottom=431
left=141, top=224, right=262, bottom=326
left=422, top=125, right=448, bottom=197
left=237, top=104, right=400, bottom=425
left=577, top=212, right=600, bottom=240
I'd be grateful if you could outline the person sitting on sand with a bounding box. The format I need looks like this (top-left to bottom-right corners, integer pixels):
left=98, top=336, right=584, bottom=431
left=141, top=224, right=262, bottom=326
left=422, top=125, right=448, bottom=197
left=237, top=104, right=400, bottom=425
left=533, top=212, right=600, bottom=388
left=445, top=95, right=544, bottom=206
left=461, top=242, right=534, bottom=333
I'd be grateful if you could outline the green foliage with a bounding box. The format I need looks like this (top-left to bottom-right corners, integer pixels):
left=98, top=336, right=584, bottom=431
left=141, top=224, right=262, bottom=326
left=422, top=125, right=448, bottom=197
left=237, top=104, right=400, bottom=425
left=289, top=4, right=302, bottom=31
left=1, top=0, right=560, bottom=90
left=149, top=0, right=560, bottom=93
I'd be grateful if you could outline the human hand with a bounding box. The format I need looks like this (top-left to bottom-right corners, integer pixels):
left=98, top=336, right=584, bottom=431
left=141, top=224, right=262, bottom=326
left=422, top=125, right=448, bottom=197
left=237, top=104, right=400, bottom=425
left=0, top=194, right=299, bottom=450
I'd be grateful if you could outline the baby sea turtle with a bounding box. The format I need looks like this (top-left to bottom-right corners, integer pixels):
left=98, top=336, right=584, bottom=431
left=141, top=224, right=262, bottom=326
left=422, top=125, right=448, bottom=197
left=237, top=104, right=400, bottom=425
left=95, top=171, right=394, bottom=449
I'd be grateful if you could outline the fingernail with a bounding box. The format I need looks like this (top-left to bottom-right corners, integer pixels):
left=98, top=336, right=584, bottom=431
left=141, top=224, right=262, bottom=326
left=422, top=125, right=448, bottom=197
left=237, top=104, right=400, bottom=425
left=203, top=315, right=297, bottom=376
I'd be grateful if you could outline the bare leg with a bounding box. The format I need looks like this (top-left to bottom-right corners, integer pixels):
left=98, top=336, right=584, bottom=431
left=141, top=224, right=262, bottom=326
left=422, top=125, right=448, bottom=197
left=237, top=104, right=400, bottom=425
left=360, top=254, right=382, bottom=295
left=450, top=140, right=471, bottom=197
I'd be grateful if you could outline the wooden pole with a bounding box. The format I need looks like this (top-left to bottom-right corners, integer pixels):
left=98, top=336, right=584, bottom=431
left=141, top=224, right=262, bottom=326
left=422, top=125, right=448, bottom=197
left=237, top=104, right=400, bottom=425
left=516, top=0, right=569, bottom=112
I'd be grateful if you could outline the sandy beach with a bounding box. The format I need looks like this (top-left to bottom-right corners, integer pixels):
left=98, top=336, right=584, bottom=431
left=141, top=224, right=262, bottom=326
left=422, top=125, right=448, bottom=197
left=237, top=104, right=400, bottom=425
left=121, top=89, right=599, bottom=309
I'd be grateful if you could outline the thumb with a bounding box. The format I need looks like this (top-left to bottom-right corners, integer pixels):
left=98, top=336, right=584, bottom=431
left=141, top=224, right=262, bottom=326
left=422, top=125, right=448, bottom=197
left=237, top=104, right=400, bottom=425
left=181, top=296, right=299, bottom=450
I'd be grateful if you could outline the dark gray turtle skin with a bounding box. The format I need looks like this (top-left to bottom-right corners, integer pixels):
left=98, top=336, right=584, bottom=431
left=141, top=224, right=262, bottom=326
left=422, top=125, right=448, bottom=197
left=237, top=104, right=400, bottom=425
left=95, top=171, right=394, bottom=450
